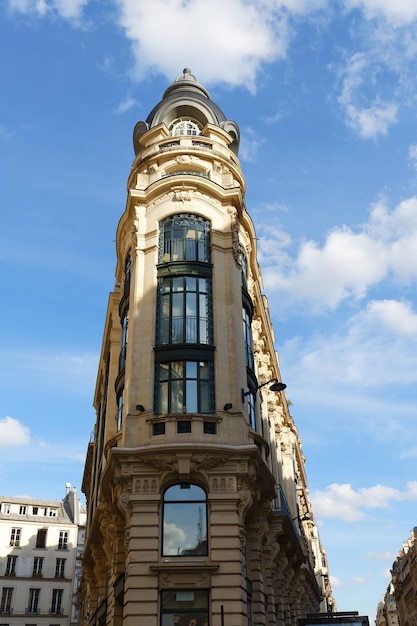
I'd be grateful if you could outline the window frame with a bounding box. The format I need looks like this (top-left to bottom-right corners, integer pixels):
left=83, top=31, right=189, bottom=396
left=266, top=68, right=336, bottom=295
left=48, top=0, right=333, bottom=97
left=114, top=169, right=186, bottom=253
left=0, top=587, right=13, bottom=612
left=160, top=589, right=209, bottom=626
left=5, top=556, right=17, bottom=576
left=157, top=274, right=211, bottom=346
left=162, top=484, right=208, bottom=558
left=57, top=531, right=69, bottom=551
left=28, top=588, right=40, bottom=614
left=50, top=589, right=63, bottom=615
left=10, top=528, right=21, bottom=547
left=155, top=360, right=214, bottom=415
left=159, top=214, right=211, bottom=264
left=33, top=557, right=44, bottom=577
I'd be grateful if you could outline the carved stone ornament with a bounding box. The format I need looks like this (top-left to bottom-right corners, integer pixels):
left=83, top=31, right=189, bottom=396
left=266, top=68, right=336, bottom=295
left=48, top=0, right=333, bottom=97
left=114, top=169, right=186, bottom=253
left=211, top=476, right=237, bottom=492
left=140, top=455, right=177, bottom=471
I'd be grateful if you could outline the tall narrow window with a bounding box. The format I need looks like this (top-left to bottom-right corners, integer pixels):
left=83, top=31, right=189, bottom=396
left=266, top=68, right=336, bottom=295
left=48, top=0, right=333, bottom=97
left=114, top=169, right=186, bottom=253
left=33, top=557, right=44, bottom=577
left=116, top=390, right=124, bottom=431
left=10, top=528, right=21, bottom=547
left=55, top=558, right=66, bottom=579
left=123, top=251, right=132, bottom=295
left=57, top=531, right=68, bottom=550
left=5, top=556, right=17, bottom=576
left=36, top=528, right=47, bottom=548
left=0, top=588, right=13, bottom=613
left=119, top=311, right=128, bottom=372
left=243, top=308, right=254, bottom=370
left=162, top=484, right=207, bottom=556
left=157, top=361, right=213, bottom=414
left=50, top=589, right=63, bottom=614
left=27, top=588, right=40, bottom=614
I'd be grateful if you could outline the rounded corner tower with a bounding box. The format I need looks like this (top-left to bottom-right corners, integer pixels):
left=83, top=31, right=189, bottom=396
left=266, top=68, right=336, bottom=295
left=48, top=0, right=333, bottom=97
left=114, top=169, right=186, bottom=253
left=80, top=70, right=333, bottom=626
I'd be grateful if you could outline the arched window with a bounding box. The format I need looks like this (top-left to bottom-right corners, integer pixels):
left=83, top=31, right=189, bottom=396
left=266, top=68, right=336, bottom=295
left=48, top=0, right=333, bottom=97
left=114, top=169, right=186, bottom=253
left=159, top=214, right=210, bottom=263
left=170, top=119, right=201, bottom=137
left=162, top=484, right=207, bottom=556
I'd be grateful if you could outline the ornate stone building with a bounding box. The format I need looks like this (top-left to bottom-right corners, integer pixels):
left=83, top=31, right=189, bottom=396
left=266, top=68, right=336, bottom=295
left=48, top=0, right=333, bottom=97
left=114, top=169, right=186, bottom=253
left=389, top=528, right=417, bottom=626
left=80, top=69, right=334, bottom=626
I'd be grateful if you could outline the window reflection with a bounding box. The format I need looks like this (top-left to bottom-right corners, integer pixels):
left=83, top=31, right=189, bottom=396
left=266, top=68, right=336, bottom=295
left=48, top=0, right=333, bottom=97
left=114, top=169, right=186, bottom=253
left=163, top=485, right=208, bottom=557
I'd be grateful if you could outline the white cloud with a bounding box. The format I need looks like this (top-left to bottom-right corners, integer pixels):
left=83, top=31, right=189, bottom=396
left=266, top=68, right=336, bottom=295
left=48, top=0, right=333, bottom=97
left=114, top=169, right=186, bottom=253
left=114, top=95, right=137, bottom=114
left=366, top=551, right=396, bottom=561
left=343, top=0, right=417, bottom=26
left=6, top=0, right=88, bottom=21
left=0, top=416, right=30, bottom=447
left=0, top=349, right=98, bottom=395
left=336, top=52, right=398, bottom=139
left=113, top=0, right=294, bottom=91
left=258, top=196, right=417, bottom=311
left=352, top=576, right=367, bottom=584
left=329, top=575, right=344, bottom=588
left=311, top=481, right=417, bottom=521
left=408, top=144, right=417, bottom=171
left=239, top=127, right=266, bottom=163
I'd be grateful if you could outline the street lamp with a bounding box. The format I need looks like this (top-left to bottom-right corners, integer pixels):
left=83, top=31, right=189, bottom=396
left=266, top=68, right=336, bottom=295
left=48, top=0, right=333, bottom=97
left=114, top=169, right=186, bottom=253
left=241, top=378, right=286, bottom=403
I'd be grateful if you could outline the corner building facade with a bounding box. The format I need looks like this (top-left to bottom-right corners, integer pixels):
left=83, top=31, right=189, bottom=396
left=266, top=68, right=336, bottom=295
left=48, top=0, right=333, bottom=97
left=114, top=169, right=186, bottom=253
left=81, top=69, right=333, bottom=626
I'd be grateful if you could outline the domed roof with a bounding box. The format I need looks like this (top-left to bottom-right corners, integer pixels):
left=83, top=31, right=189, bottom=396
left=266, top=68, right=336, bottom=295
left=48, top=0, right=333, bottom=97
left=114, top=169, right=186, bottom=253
left=133, top=69, right=240, bottom=156
left=145, top=68, right=227, bottom=127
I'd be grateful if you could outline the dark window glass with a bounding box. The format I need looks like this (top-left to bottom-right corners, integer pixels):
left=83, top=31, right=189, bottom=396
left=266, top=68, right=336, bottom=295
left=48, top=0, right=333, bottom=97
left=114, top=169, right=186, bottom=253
left=33, top=557, right=43, bottom=576
left=6, top=556, right=17, bottom=576
left=157, top=276, right=210, bottom=345
left=160, top=590, right=209, bottom=626
left=0, top=587, right=13, bottom=612
left=177, top=420, right=191, bottom=433
left=119, top=313, right=128, bottom=372
left=28, top=588, right=40, bottom=613
left=243, top=308, right=254, bottom=370
left=124, top=252, right=132, bottom=294
left=160, top=215, right=210, bottom=263
left=247, top=390, right=256, bottom=430
left=152, top=422, right=166, bottom=436
left=50, top=589, right=63, bottom=614
left=162, top=485, right=207, bottom=556
left=203, top=421, right=216, bottom=435
left=36, top=528, right=47, bottom=549
left=55, top=559, right=65, bottom=578
left=157, top=361, right=213, bottom=414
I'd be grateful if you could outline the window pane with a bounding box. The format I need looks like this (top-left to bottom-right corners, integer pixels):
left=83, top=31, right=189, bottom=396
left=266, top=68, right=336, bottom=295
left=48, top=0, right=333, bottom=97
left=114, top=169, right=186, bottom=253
left=161, top=590, right=209, bottom=626
left=163, top=485, right=207, bottom=557
left=165, top=484, right=206, bottom=501
left=186, top=379, right=197, bottom=413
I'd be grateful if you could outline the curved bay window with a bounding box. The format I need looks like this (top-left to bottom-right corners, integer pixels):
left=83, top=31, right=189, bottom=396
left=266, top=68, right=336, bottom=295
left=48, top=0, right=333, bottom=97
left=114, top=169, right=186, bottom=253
left=157, top=276, right=211, bottom=345
left=162, top=484, right=207, bottom=556
left=155, top=215, right=214, bottom=415
left=156, top=361, right=213, bottom=414
left=241, top=251, right=256, bottom=430
left=160, top=214, right=210, bottom=263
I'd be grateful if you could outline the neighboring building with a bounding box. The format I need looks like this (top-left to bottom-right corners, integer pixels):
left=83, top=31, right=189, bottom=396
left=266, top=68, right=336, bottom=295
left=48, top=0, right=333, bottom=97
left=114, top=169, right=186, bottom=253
left=0, top=485, right=85, bottom=626
left=390, top=528, right=417, bottom=626
left=80, top=68, right=334, bottom=626
left=376, top=584, right=400, bottom=626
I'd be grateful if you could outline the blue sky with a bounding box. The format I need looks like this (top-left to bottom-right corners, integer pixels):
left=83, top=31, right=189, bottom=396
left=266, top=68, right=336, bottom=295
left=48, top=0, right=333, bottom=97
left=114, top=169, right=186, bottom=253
left=1, top=0, right=417, bottom=619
